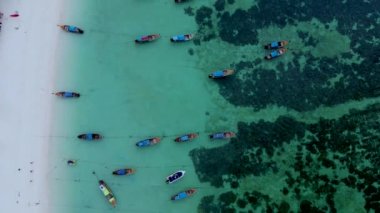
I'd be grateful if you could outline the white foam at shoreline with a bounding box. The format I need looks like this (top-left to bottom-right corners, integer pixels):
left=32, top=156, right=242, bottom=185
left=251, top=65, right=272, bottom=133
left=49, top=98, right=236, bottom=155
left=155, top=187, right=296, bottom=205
left=0, top=0, right=67, bottom=212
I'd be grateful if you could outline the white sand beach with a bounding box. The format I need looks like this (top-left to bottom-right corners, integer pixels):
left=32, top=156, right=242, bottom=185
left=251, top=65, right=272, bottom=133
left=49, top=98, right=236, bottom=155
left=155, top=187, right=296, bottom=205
left=0, top=0, right=66, bottom=212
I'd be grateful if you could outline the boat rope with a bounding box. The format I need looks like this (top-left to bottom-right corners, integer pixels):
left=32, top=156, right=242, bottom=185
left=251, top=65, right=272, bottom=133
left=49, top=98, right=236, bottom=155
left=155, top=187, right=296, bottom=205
left=59, top=157, right=196, bottom=169
left=88, top=29, right=196, bottom=40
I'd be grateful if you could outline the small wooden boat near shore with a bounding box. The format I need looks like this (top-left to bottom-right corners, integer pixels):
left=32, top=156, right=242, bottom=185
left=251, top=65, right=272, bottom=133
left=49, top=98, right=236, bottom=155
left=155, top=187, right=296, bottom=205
left=58, top=25, right=84, bottom=34
left=99, top=180, right=116, bottom=207
left=77, top=133, right=102, bottom=141
left=54, top=91, right=80, bottom=98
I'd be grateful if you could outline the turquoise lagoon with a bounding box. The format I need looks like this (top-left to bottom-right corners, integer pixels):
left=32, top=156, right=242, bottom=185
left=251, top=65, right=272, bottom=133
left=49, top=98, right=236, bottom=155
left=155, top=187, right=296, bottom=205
left=50, top=0, right=224, bottom=212
left=48, top=0, right=380, bottom=213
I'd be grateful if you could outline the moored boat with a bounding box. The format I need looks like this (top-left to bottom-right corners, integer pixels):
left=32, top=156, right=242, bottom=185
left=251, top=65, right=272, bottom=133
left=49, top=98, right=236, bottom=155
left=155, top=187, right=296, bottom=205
left=265, top=48, right=286, bottom=60
left=135, top=34, right=160, bottom=43
left=264, top=41, right=288, bottom=49
left=170, top=34, right=193, bottom=42
left=174, top=133, right=197, bottom=142
left=174, top=0, right=191, bottom=3
left=112, top=168, right=135, bottom=176
left=99, top=180, right=116, bottom=207
left=136, top=137, right=161, bottom=147
left=208, top=69, right=235, bottom=79
left=54, top=91, right=80, bottom=98
left=171, top=188, right=196, bottom=201
left=77, top=133, right=102, bottom=141
left=209, top=131, right=235, bottom=140
left=166, top=170, right=185, bottom=184
left=58, top=25, right=84, bottom=34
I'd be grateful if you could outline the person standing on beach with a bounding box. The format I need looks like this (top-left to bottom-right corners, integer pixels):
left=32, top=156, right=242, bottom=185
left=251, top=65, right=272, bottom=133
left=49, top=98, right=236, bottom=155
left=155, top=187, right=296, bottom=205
left=67, top=160, right=76, bottom=166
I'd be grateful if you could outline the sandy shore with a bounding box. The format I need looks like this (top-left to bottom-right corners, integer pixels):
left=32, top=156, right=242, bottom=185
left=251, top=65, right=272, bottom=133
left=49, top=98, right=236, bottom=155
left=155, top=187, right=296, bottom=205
left=0, top=0, right=66, bottom=212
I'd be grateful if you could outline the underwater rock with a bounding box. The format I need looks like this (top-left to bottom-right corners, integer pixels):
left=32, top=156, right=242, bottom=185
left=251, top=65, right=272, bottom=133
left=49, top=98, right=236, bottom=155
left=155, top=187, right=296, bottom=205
left=184, top=6, right=194, bottom=16
left=278, top=201, right=290, bottom=213
left=236, top=198, right=247, bottom=208
left=218, top=191, right=237, bottom=206
left=194, top=104, right=380, bottom=212
left=214, top=0, right=225, bottom=12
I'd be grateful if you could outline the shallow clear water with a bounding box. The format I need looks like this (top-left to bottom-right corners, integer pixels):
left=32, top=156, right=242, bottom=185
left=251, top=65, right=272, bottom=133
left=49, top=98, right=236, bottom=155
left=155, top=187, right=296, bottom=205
left=50, top=0, right=219, bottom=212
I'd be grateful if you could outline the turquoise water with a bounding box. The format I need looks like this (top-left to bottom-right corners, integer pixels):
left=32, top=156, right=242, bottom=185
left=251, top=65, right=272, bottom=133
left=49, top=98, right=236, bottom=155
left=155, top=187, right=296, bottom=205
left=49, top=0, right=380, bottom=212
left=50, top=0, right=223, bottom=212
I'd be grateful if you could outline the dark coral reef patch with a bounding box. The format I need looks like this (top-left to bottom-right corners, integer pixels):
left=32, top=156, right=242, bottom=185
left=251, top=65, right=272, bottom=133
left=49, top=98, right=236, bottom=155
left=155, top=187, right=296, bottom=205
left=190, top=104, right=380, bottom=212
left=192, top=0, right=380, bottom=111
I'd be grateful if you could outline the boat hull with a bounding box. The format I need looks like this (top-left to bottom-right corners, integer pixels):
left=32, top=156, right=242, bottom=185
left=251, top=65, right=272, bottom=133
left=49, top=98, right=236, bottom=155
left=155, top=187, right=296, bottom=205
left=174, top=133, right=197, bottom=142
left=112, top=168, right=135, bottom=176
left=77, top=133, right=102, bottom=141
left=208, top=69, right=235, bottom=79
left=171, top=189, right=196, bottom=201
left=209, top=132, right=235, bottom=140
left=135, top=34, right=160, bottom=43
left=60, top=25, right=84, bottom=34
left=136, top=137, right=160, bottom=147
left=166, top=170, right=186, bottom=184
left=55, top=91, right=80, bottom=98
left=264, top=41, right=288, bottom=49
left=174, top=0, right=191, bottom=3
left=170, top=34, right=193, bottom=42
left=265, top=48, right=286, bottom=60
left=99, top=180, right=116, bottom=207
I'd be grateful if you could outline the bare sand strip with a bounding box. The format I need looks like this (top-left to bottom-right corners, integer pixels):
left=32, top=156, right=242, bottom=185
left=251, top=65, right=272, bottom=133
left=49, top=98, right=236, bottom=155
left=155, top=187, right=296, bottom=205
left=0, top=0, right=67, bottom=212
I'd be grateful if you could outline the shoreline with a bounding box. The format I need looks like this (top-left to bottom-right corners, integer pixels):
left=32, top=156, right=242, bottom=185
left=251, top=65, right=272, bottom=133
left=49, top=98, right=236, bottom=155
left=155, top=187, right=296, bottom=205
left=0, top=0, right=67, bottom=212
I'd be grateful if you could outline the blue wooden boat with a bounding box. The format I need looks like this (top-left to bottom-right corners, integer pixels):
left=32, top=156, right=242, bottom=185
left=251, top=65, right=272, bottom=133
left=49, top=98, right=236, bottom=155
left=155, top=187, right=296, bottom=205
left=59, top=25, right=84, bottom=34
left=265, top=48, right=286, bottom=60
left=170, top=34, right=193, bottom=42
left=209, top=131, right=235, bottom=140
left=171, top=189, right=196, bottom=201
left=136, top=137, right=161, bottom=147
left=208, top=69, right=235, bottom=79
left=264, top=41, right=288, bottom=49
left=112, top=168, right=135, bottom=176
left=174, top=133, right=197, bottom=142
left=54, top=91, right=80, bottom=98
left=77, top=133, right=102, bottom=141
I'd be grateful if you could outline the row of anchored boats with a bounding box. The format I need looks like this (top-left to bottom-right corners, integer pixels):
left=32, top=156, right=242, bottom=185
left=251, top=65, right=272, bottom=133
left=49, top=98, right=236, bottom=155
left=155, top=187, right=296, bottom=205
left=76, top=131, right=235, bottom=143
left=99, top=174, right=195, bottom=208
left=58, top=8, right=286, bottom=207
left=58, top=25, right=194, bottom=43
left=89, top=131, right=234, bottom=206
left=57, top=22, right=234, bottom=206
